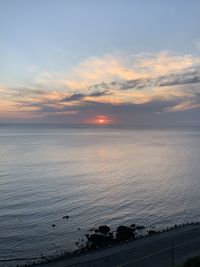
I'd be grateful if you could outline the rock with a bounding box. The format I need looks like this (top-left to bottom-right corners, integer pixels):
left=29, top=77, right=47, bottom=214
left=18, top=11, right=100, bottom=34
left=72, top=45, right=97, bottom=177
left=148, top=230, right=157, bottom=235
left=79, top=246, right=87, bottom=253
left=87, top=234, right=113, bottom=246
left=97, top=225, right=111, bottom=235
left=135, top=225, right=145, bottom=230
left=116, top=226, right=135, bottom=241
left=90, top=243, right=97, bottom=250
left=63, top=215, right=69, bottom=219
left=109, top=232, right=114, bottom=237
left=130, top=224, right=136, bottom=228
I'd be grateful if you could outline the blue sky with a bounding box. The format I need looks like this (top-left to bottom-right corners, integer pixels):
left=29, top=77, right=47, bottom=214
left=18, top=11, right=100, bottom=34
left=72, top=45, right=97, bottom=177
left=1, top=0, right=200, bottom=124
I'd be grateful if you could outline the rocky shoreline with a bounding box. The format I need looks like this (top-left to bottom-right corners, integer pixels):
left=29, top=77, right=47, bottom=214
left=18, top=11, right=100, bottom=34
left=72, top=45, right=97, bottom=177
left=12, top=221, right=200, bottom=267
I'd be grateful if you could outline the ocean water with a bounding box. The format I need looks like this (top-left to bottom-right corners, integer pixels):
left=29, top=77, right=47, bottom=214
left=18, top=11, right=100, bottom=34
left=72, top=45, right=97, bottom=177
left=0, top=124, right=200, bottom=266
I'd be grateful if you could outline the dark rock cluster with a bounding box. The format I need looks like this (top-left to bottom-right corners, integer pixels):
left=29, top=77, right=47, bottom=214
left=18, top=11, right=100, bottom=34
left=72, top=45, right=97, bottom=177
left=84, top=224, right=145, bottom=249
left=19, top=221, right=200, bottom=267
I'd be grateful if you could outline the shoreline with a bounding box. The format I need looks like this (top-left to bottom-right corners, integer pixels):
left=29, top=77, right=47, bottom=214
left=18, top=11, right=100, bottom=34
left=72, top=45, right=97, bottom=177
left=9, top=221, right=200, bottom=267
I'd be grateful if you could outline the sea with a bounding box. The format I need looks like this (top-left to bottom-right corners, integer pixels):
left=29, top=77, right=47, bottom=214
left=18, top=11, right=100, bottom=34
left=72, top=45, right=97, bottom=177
left=0, top=124, right=200, bottom=266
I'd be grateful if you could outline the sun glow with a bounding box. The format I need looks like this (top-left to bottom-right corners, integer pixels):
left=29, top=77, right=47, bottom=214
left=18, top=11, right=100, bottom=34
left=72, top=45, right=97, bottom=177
left=96, top=116, right=109, bottom=125
left=98, top=119, right=104, bottom=123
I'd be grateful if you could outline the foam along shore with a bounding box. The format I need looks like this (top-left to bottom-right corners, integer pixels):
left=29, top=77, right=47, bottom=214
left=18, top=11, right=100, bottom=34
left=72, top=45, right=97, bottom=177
left=18, top=222, right=200, bottom=267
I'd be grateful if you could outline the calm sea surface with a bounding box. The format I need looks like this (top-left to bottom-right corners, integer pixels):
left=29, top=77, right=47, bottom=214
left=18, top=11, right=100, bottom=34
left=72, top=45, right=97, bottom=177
left=0, top=124, right=200, bottom=266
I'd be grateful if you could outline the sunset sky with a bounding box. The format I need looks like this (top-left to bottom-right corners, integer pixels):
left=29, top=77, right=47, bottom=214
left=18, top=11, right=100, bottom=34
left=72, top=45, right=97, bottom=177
left=1, top=0, right=200, bottom=125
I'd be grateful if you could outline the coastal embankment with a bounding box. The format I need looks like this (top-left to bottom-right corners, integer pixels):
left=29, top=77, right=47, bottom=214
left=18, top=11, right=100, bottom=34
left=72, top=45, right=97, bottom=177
left=34, top=223, right=200, bottom=267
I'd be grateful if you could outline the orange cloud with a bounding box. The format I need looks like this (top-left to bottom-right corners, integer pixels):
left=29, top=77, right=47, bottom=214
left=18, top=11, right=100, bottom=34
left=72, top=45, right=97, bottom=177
left=1, top=51, right=200, bottom=121
left=134, top=52, right=199, bottom=77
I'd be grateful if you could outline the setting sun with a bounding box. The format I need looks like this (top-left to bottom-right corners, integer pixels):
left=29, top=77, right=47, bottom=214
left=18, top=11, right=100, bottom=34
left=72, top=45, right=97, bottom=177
left=85, top=115, right=112, bottom=125
left=95, top=116, right=109, bottom=125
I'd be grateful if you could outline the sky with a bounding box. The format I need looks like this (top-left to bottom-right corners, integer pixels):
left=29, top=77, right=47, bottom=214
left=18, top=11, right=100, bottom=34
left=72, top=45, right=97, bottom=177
left=1, top=0, right=200, bottom=125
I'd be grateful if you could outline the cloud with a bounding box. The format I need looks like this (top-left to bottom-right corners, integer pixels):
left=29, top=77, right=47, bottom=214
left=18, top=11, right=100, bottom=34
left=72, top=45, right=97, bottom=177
left=61, top=93, right=86, bottom=102
left=1, top=51, right=200, bottom=124
left=113, top=69, right=200, bottom=90
left=133, top=52, right=199, bottom=76
left=61, top=90, right=109, bottom=102
left=34, top=52, right=200, bottom=92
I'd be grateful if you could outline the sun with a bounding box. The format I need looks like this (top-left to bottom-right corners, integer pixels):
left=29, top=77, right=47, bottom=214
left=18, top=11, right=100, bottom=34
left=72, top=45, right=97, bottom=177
left=85, top=115, right=111, bottom=125
left=95, top=116, right=108, bottom=125
left=98, top=119, right=104, bottom=124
